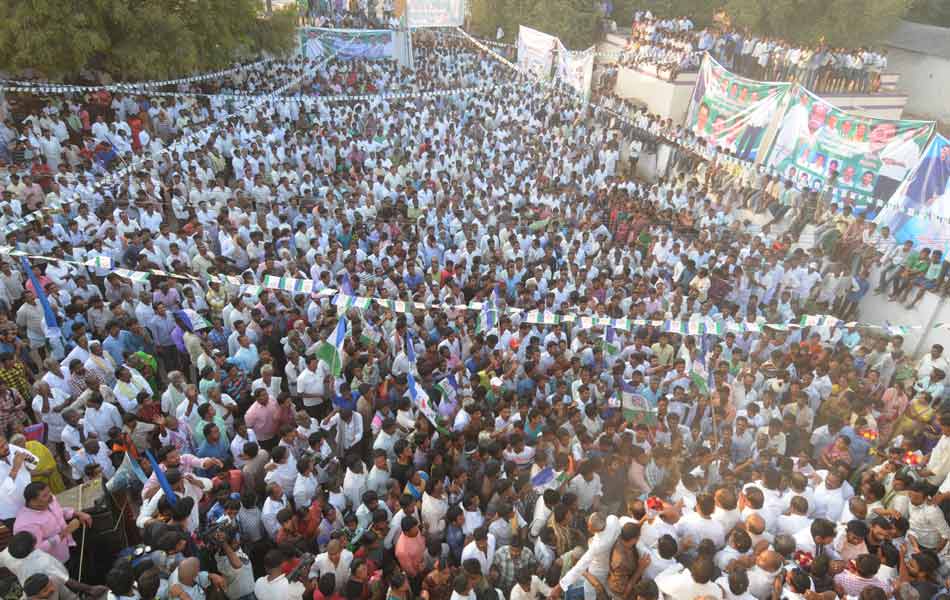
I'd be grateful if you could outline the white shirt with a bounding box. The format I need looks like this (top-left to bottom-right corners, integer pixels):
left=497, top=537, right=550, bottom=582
left=677, top=511, right=726, bottom=549
left=461, top=533, right=497, bottom=575
left=83, top=402, right=123, bottom=439
left=655, top=565, right=723, bottom=599
left=254, top=575, right=305, bottom=600
left=136, top=476, right=211, bottom=532
left=261, top=496, right=288, bottom=539
left=0, top=446, right=38, bottom=519
left=310, top=550, right=354, bottom=592
left=567, top=474, right=602, bottom=511
left=775, top=514, right=812, bottom=537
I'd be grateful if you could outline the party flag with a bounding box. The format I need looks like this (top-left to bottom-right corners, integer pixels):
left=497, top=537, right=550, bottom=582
left=315, top=315, right=348, bottom=378
left=20, top=258, right=60, bottom=337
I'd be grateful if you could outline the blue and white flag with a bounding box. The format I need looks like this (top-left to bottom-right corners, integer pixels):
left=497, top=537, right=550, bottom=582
left=20, top=258, right=60, bottom=337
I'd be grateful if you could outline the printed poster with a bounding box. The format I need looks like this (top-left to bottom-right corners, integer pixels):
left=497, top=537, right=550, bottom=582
left=687, top=55, right=791, bottom=162
left=517, top=25, right=560, bottom=81
left=299, top=28, right=395, bottom=61
left=406, top=0, right=465, bottom=27
left=875, top=134, right=950, bottom=254
left=762, top=87, right=934, bottom=208
left=557, top=47, right=595, bottom=100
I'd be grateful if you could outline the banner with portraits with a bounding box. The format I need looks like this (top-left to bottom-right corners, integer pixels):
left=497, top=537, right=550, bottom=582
left=875, top=134, right=950, bottom=253
left=406, top=0, right=465, bottom=27
left=761, top=87, right=934, bottom=208
left=686, top=55, right=791, bottom=162
left=299, top=28, right=396, bottom=61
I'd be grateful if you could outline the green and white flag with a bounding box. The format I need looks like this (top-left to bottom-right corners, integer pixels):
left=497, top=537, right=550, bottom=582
left=315, top=315, right=348, bottom=378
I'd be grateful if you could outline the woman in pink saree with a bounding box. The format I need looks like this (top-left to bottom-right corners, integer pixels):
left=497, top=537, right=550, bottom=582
left=878, top=380, right=909, bottom=442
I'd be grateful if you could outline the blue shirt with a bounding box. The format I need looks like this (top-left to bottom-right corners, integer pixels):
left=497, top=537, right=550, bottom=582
left=149, top=313, right=176, bottom=347
left=231, top=344, right=259, bottom=373
left=103, top=334, right=126, bottom=365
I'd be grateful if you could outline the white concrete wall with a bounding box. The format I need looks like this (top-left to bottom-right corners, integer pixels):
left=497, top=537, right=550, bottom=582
left=613, top=67, right=694, bottom=123
left=860, top=263, right=950, bottom=354
left=885, top=48, right=950, bottom=123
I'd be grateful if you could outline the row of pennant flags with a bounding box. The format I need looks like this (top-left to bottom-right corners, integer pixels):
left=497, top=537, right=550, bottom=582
left=0, top=58, right=277, bottom=94
left=0, top=34, right=942, bottom=339
left=433, top=29, right=619, bottom=59
left=0, top=243, right=938, bottom=336
left=0, top=64, right=312, bottom=240
left=0, top=81, right=519, bottom=101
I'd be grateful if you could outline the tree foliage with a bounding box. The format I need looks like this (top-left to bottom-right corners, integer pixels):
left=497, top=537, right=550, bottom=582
left=605, top=0, right=914, bottom=46
left=0, top=0, right=297, bottom=82
left=469, top=0, right=600, bottom=49
left=723, top=0, right=911, bottom=46
left=907, top=0, right=950, bottom=27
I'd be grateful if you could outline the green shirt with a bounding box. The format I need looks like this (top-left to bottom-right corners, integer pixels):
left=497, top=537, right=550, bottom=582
left=926, top=262, right=942, bottom=281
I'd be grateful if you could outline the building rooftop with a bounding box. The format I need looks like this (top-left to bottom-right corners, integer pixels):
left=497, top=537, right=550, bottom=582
left=886, top=19, right=950, bottom=60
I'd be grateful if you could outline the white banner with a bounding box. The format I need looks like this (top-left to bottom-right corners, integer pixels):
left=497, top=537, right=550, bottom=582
left=517, top=25, right=559, bottom=81
left=558, top=47, right=594, bottom=100
left=406, top=0, right=465, bottom=27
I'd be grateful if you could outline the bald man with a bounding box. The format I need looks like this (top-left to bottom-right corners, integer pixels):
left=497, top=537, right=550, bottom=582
left=549, top=512, right=636, bottom=600
left=168, top=556, right=225, bottom=600
left=746, top=550, right=783, bottom=600
left=745, top=513, right=774, bottom=549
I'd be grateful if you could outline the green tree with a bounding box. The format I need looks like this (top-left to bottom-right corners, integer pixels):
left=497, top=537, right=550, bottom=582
left=607, top=0, right=915, bottom=45
left=0, top=0, right=296, bottom=82
left=907, top=0, right=950, bottom=27
left=469, top=0, right=599, bottom=49
left=724, top=0, right=911, bottom=45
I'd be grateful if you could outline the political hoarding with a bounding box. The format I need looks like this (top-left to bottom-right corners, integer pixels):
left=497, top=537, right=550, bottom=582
left=875, top=134, right=950, bottom=255
left=558, top=48, right=594, bottom=100
left=762, top=87, right=934, bottom=209
left=686, top=54, right=791, bottom=162
left=517, top=25, right=560, bottom=81
left=299, top=28, right=395, bottom=61
left=517, top=25, right=593, bottom=98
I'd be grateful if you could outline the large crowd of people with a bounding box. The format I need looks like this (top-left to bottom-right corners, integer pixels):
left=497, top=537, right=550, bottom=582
left=619, top=11, right=889, bottom=94
left=0, top=27, right=947, bottom=600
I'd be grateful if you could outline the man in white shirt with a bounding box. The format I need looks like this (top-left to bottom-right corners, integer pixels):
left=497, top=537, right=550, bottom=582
left=655, top=556, right=723, bottom=599
left=923, top=413, right=950, bottom=487
left=550, top=513, right=633, bottom=599
left=308, top=539, right=353, bottom=593
left=907, top=480, right=950, bottom=553
left=0, top=437, right=37, bottom=526
left=677, top=493, right=726, bottom=549
left=567, top=462, right=603, bottom=512
left=254, top=549, right=306, bottom=600
left=775, top=496, right=812, bottom=537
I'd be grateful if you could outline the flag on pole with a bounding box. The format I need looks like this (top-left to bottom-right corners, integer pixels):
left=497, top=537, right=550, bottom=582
left=407, top=371, right=438, bottom=424
left=477, top=292, right=498, bottom=333
left=173, top=309, right=210, bottom=332
left=406, top=332, right=416, bottom=363
left=604, top=326, right=620, bottom=356
left=20, top=258, right=60, bottom=337
left=315, top=315, right=348, bottom=378
left=144, top=450, right=176, bottom=506
left=531, top=466, right=555, bottom=488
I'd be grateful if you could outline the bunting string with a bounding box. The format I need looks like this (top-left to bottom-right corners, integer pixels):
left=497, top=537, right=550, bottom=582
left=0, top=58, right=278, bottom=93
left=0, top=246, right=929, bottom=336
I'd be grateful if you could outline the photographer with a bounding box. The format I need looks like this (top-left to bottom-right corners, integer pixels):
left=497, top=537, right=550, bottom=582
left=211, top=528, right=255, bottom=600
